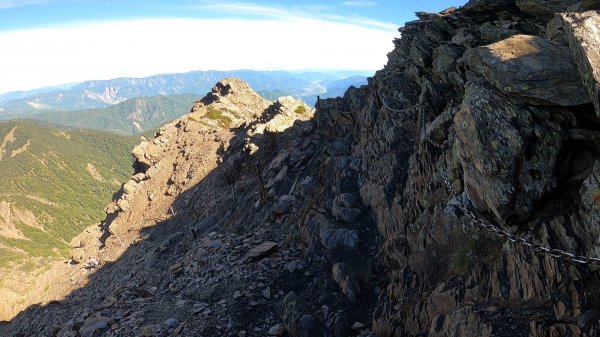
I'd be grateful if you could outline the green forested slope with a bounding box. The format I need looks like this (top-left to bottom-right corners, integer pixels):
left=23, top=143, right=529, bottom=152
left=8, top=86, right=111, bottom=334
left=0, top=120, right=137, bottom=266
left=32, top=94, right=198, bottom=134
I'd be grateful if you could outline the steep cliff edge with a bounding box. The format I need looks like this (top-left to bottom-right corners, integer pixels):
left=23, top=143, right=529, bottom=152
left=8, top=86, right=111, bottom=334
left=3, top=2, right=600, bottom=337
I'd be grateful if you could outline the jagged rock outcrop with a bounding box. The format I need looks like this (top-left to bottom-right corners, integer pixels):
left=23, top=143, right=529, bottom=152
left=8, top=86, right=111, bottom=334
left=561, top=11, right=600, bottom=116
left=315, top=2, right=600, bottom=337
left=3, top=1, right=600, bottom=337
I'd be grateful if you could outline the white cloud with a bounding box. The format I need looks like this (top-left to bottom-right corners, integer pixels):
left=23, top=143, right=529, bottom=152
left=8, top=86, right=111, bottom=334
left=0, top=18, right=397, bottom=94
left=341, top=1, right=377, bottom=8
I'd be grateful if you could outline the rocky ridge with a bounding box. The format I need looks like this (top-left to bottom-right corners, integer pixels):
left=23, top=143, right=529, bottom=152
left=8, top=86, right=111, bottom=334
left=2, top=1, right=600, bottom=337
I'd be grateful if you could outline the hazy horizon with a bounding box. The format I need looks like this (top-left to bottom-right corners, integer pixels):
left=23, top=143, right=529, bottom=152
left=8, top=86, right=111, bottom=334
left=0, top=0, right=465, bottom=94
left=0, top=68, right=377, bottom=97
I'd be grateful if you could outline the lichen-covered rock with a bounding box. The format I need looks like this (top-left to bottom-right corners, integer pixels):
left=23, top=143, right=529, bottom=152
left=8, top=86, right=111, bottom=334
left=461, top=34, right=590, bottom=106
left=561, top=11, right=600, bottom=117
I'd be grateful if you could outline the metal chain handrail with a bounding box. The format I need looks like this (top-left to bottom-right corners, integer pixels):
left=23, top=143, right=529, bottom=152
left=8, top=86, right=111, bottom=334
left=440, top=170, right=600, bottom=268
left=375, top=87, right=419, bottom=114
left=378, top=92, right=600, bottom=269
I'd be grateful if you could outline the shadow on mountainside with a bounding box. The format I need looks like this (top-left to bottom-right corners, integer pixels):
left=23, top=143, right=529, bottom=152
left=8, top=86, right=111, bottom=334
left=7, top=4, right=600, bottom=336
left=0, top=82, right=384, bottom=337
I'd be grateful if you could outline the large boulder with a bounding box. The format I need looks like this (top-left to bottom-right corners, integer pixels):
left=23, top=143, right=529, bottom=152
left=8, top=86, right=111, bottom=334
left=561, top=11, right=600, bottom=117
left=461, top=34, right=590, bottom=106
left=453, top=82, right=561, bottom=219
left=515, top=0, right=579, bottom=18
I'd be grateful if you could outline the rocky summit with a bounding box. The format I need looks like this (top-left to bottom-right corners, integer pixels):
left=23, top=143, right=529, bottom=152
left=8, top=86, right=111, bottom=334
left=2, top=1, right=600, bottom=337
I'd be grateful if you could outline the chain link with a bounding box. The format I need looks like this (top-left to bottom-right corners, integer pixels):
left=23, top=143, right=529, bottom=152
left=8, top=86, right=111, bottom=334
left=440, top=170, right=600, bottom=268
left=377, top=89, right=419, bottom=114
left=378, top=91, right=600, bottom=269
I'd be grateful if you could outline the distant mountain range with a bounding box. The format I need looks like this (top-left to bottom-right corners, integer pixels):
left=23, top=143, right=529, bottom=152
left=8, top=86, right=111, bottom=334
left=0, top=70, right=369, bottom=133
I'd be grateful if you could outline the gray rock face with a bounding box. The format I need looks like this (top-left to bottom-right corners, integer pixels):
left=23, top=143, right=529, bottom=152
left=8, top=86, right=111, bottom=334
left=577, top=161, right=600, bottom=259
left=279, top=292, right=326, bottom=337
left=428, top=307, right=493, bottom=337
left=319, top=225, right=359, bottom=252
left=332, top=263, right=361, bottom=304
left=561, top=11, right=600, bottom=117
left=305, top=212, right=359, bottom=251
left=432, top=44, right=465, bottom=83
left=327, top=139, right=351, bottom=157
left=545, top=16, right=567, bottom=44
left=335, top=193, right=357, bottom=208
left=580, top=0, right=600, bottom=10
left=461, top=34, right=590, bottom=106
left=331, top=193, right=361, bottom=223
left=516, top=0, right=579, bottom=17
left=273, top=194, right=296, bottom=214
left=454, top=82, right=561, bottom=219
left=164, top=318, right=179, bottom=329
left=577, top=309, right=600, bottom=333
left=331, top=205, right=361, bottom=223
left=79, top=316, right=114, bottom=336
left=246, top=241, right=278, bottom=259
left=332, top=313, right=350, bottom=337
left=300, top=176, right=315, bottom=197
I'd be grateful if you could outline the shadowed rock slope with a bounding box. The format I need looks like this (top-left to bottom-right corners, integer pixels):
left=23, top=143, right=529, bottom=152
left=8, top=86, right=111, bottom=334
left=3, top=1, right=600, bottom=337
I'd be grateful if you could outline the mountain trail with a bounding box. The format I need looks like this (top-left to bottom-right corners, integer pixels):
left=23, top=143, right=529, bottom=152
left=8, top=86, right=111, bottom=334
left=3, top=2, right=600, bottom=337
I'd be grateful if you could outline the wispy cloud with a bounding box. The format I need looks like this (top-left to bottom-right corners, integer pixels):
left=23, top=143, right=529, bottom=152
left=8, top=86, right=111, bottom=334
left=190, top=1, right=396, bottom=32
left=193, top=2, right=290, bottom=19
left=321, top=13, right=397, bottom=32
left=341, top=1, right=377, bottom=8
left=0, top=0, right=48, bottom=10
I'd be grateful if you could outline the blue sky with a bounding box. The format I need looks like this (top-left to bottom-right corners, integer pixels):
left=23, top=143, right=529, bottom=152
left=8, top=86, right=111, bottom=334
left=0, top=0, right=465, bottom=94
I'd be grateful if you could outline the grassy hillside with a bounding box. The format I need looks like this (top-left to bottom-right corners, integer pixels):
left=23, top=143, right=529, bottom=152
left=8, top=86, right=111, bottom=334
left=32, top=94, right=198, bottom=134
left=0, top=120, right=138, bottom=267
